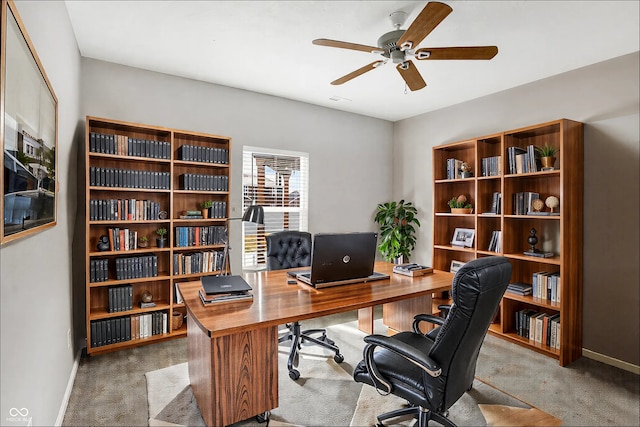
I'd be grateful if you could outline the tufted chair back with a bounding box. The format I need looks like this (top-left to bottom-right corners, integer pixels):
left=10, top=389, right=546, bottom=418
left=266, top=230, right=312, bottom=271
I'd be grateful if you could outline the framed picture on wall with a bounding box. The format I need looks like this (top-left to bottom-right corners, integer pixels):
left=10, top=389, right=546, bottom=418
left=1, top=0, right=58, bottom=244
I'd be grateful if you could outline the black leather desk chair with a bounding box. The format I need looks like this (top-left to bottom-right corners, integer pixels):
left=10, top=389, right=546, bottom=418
left=353, top=256, right=512, bottom=427
left=265, top=230, right=344, bottom=380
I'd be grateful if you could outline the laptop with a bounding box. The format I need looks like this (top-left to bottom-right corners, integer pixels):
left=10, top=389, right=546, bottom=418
left=201, top=274, right=253, bottom=295
left=292, top=232, right=389, bottom=289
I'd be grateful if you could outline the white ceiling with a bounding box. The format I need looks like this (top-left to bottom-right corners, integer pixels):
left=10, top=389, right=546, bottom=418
left=64, top=1, right=639, bottom=122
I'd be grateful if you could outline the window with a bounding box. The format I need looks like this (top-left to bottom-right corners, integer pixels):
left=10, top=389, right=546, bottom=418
left=242, top=146, right=309, bottom=269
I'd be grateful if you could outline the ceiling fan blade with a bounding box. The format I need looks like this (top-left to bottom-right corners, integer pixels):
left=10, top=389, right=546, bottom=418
left=396, top=61, right=426, bottom=91
left=415, top=46, right=499, bottom=60
left=313, top=38, right=379, bottom=53
left=331, top=61, right=384, bottom=85
left=396, top=2, right=453, bottom=50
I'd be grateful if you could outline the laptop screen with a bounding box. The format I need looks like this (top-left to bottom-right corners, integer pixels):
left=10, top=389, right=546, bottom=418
left=308, top=232, right=378, bottom=285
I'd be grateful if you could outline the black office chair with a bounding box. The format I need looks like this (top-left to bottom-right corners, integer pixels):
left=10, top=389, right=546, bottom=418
left=265, top=230, right=344, bottom=380
left=353, top=256, right=512, bottom=427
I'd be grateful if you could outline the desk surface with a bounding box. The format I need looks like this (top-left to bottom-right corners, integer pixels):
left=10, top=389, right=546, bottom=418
left=179, top=261, right=453, bottom=338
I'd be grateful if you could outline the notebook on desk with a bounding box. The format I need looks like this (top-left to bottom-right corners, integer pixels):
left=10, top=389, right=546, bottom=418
left=291, top=232, right=389, bottom=289
left=201, top=275, right=252, bottom=295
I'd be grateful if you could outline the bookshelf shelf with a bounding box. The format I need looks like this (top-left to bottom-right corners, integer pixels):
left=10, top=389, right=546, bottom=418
left=84, top=116, right=231, bottom=355
left=432, top=118, right=583, bottom=366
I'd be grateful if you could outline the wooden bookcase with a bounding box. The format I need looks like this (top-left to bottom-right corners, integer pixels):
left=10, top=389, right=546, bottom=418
left=432, top=119, right=583, bottom=366
left=84, top=116, right=231, bottom=355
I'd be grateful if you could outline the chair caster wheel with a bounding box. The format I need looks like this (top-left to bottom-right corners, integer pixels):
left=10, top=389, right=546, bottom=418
left=334, top=353, right=344, bottom=363
left=256, top=411, right=270, bottom=423
left=289, top=369, right=300, bottom=380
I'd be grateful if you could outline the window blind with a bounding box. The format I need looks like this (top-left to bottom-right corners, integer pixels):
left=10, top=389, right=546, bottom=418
left=242, top=146, right=309, bottom=269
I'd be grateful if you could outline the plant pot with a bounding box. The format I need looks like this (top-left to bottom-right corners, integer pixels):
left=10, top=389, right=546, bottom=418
left=201, top=209, right=209, bottom=219
left=451, top=208, right=473, bottom=214
left=156, top=238, right=167, bottom=248
left=540, top=156, right=556, bottom=170
left=138, top=241, right=148, bottom=248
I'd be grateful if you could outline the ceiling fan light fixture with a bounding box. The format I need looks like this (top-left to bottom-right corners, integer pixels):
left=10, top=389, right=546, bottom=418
left=399, top=41, right=413, bottom=51
left=399, top=61, right=410, bottom=71
left=417, top=51, right=431, bottom=60
left=390, top=49, right=405, bottom=64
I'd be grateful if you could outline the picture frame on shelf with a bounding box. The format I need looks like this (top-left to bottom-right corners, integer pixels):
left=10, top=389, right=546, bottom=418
left=1, top=0, right=59, bottom=244
left=450, top=260, right=466, bottom=274
left=451, top=228, right=475, bottom=248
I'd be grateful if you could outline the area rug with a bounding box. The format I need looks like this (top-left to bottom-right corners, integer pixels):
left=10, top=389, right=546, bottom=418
left=146, top=321, right=561, bottom=426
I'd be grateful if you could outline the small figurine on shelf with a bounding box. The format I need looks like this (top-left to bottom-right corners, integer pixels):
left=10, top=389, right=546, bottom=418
left=140, top=290, right=156, bottom=308
left=531, top=198, right=545, bottom=213
left=545, top=196, right=560, bottom=214
left=524, top=227, right=554, bottom=258
left=97, top=235, right=110, bottom=251
left=526, top=228, right=539, bottom=253
left=460, top=162, right=474, bottom=178
left=156, top=227, right=168, bottom=248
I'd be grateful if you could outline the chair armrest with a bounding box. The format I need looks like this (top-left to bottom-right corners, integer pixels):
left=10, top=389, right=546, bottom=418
left=438, top=304, right=452, bottom=318
left=363, top=334, right=442, bottom=377
left=412, top=314, right=444, bottom=334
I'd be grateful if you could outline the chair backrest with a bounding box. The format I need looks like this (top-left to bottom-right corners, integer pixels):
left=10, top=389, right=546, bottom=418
left=428, top=256, right=511, bottom=410
left=265, top=230, right=312, bottom=271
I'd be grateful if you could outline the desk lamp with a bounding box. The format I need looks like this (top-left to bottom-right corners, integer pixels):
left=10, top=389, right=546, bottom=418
left=219, top=203, right=264, bottom=275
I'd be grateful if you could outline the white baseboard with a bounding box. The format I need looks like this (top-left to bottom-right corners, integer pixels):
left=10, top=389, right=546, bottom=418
left=583, top=348, right=640, bottom=375
left=55, top=346, right=82, bottom=426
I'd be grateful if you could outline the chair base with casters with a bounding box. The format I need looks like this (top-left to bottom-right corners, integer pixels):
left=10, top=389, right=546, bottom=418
left=279, top=321, right=344, bottom=380
left=266, top=230, right=344, bottom=380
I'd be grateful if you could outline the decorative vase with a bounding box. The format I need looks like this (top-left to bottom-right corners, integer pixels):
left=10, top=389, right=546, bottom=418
left=172, top=311, right=184, bottom=330
left=540, top=156, right=556, bottom=170
left=393, top=255, right=405, bottom=265
left=451, top=208, right=473, bottom=214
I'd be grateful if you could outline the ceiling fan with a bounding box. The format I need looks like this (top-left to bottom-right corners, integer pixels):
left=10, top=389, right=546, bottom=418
left=312, top=1, right=498, bottom=91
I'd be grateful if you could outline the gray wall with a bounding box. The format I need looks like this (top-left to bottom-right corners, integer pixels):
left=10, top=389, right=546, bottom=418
left=0, top=1, right=81, bottom=425
left=393, top=52, right=640, bottom=366
left=80, top=58, right=393, bottom=258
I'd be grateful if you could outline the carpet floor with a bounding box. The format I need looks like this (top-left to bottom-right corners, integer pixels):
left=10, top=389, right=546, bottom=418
left=63, top=309, right=640, bottom=427
left=145, top=320, right=560, bottom=426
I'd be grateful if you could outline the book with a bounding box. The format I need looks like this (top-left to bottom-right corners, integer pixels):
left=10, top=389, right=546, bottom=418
left=524, top=251, right=554, bottom=258
left=507, top=282, right=533, bottom=296
left=392, top=264, right=433, bottom=277
left=198, top=289, right=253, bottom=305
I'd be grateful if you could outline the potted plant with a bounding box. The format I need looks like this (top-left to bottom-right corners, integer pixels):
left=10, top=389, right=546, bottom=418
left=374, top=200, right=421, bottom=263
left=200, top=201, right=213, bottom=219
left=535, top=144, right=559, bottom=170
left=138, top=235, right=149, bottom=248
left=448, top=194, right=473, bottom=214
left=156, top=227, right=168, bottom=248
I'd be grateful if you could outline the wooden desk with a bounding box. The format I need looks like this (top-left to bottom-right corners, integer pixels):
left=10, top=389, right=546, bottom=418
left=179, top=262, right=453, bottom=426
